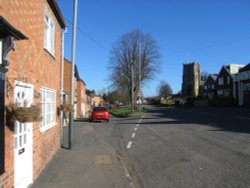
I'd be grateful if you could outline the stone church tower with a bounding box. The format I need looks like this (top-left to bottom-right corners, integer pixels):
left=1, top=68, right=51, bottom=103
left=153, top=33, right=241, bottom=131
left=182, top=62, right=201, bottom=97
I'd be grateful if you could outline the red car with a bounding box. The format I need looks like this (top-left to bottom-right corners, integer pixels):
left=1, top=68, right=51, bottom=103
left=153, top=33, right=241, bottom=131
left=89, top=106, right=110, bottom=122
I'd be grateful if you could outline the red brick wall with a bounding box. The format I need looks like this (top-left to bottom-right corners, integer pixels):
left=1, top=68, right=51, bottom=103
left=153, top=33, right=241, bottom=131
left=63, top=59, right=72, bottom=103
left=76, top=80, right=87, bottom=117
left=0, top=0, right=63, bottom=187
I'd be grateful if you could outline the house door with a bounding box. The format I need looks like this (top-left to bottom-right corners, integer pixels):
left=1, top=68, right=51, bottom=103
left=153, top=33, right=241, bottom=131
left=14, top=81, right=33, bottom=188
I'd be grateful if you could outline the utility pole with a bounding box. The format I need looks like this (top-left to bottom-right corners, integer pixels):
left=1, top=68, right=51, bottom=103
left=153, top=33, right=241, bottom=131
left=131, top=59, right=134, bottom=111
left=138, top=43, right=142, bottom=109
left=69, top=0, right=78, bottom=149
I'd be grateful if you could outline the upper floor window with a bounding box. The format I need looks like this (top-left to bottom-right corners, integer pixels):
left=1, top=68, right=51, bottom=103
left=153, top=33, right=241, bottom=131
left=218, top=77, right=224, bottom=85
left=44, top=11, right=55, bottom=55
left=204, top=85, right=207, bottom=90
left=227, top=76, right=230, bottom=84
left=40, top=88, right=56, bottom=132
left=211, top=84, right=215, bottom=89
left=0, top=39, right=2, bottom=65
left=81, top=89, right=84, bottom=98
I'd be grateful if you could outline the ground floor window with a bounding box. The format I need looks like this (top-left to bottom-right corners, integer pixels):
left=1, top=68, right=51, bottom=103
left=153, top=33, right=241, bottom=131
left=40, top=88, right=56, bottom=132
left=217, top=89, right=224, bottom=96
left=244, top=83, right=250, bottom=94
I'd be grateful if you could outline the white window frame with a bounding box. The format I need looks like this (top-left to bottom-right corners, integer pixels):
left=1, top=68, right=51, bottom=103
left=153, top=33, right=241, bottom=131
left=40, top=88, right=56, bottom=132
left=244, top=83, right=250, bottom=92
left=0, top=39, right=2, bottom=65
left=218, top=77, right=224, bottom=85
left=227, top=76, right=230, bottom=84
left=44, top=10, right=55, bottom=55
left=217, top=89, right=224, bottom=96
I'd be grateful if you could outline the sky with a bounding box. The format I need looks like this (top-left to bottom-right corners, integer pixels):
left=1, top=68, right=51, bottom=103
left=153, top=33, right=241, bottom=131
left=57, top=0, right=250, bottom=97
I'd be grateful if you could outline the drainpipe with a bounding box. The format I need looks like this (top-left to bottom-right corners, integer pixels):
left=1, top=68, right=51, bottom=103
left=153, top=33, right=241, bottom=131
left=60, top=27, right=67, bottom=147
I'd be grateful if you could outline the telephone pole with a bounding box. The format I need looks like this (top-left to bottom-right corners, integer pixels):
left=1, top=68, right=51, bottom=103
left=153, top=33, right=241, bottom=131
left=138, top=43, right=142, bottom=109
left=131, top=59, right=134, bottom=111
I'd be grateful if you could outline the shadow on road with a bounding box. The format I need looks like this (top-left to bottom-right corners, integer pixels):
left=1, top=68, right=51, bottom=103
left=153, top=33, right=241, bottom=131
left=122, top=107, right=250, bottom=134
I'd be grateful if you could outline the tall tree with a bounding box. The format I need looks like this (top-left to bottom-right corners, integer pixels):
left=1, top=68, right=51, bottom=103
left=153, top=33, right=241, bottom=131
left=108, top=29, right=160, bottom=110
left=106, top=89, right=129, bottom=105
left=158, top=81, right=173, bottom=98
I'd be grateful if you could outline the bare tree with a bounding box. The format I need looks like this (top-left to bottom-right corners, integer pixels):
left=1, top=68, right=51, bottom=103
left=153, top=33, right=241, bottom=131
left=108, top=29, right=160, bottom=110
left=201, top=71, right=209, bottom=81
left=158, top=81, right=173, bottom=99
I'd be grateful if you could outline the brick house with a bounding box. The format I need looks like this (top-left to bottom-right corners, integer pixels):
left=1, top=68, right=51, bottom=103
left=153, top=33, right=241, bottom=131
left=93, top=95, right=103, bottom=107
left=76, top=79, right=87, bottom=118
left=215, top=64, right=244, bottom=106
left=234, top=63, right=250, bottom=107
left=0, top=1, right=66, bottom=187
left=63, top=58, right=77, bottom=118
left=203, top=74, right=217, bottom=104
left=63, top=59, right=88, bottom=118
left=75, top=65, right=88, bottom=118
left=86, top=89, right=104, bottom=108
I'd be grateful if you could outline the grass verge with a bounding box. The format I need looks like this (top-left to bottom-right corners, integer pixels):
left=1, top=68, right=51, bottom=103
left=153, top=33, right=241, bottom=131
left=110, top=107, right=144, bottom=117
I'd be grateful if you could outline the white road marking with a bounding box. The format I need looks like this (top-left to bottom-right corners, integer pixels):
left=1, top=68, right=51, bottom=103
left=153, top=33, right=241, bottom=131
left=233, top=116, right=250, bottom=120
left=127, top=141, right=133, bottom=149
left=126, top=114, right=145, bottom=150
left=131, top=133, right=135, bottom=138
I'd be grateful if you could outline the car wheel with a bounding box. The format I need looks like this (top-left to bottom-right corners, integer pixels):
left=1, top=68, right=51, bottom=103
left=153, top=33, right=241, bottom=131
left=106, top=119, right=109, bottom=123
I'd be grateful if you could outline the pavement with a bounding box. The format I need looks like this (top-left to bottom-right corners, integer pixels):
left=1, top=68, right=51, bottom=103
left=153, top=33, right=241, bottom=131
left=32, top=119, right=133, bottom=188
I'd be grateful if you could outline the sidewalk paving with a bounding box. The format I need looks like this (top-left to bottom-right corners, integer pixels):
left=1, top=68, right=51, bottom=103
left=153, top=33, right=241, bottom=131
left=32, top=121, right=131, bottom=188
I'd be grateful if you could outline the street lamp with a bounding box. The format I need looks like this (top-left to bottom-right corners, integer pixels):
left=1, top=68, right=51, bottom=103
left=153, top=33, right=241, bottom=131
left=69, top=0, right=78, bottom=149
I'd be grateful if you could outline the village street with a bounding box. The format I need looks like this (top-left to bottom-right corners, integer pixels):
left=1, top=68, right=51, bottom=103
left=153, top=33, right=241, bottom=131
left=33, top=106, right=250, bottom=188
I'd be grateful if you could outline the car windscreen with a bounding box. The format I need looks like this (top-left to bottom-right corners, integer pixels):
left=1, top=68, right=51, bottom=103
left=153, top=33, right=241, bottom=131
left=93, top=107, right=107, bottom=112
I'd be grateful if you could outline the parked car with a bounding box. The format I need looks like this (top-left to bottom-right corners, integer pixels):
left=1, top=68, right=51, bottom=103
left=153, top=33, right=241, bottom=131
left=89, top=106, right=110, bottom=122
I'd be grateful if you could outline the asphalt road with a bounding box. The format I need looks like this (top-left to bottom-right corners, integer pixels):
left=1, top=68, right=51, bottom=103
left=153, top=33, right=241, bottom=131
left=91, top=106, right=250, bottom=188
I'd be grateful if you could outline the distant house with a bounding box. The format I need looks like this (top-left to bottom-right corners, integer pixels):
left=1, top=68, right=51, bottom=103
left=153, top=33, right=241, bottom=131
left=215, top=64, right=245, bottom=106
left=75, top=66, right=88, bottom=117
left=0, top=1, right=66, bottom=187
left=93, top=95, right=104, bottom=106
left=63, top=58, right=77, bottom=119
left=63, top=59, right=88, bottom=118
left=86, top=90, right=104, bottom=109
left=203, top=74, right=218, bottom=101
left=234, top=63, right=250, bottom=106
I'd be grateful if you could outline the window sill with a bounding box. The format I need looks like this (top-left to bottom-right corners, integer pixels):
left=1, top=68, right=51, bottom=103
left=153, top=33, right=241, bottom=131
left=44, top=48, right=56, bottom=60
left=40, top=123, right=57, bottom=133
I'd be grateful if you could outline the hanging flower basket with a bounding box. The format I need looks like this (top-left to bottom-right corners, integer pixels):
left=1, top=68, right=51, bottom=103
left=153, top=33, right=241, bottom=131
left=60, top=104, right=74, bottom=113
left=7, top=105, right=41, bottom=123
